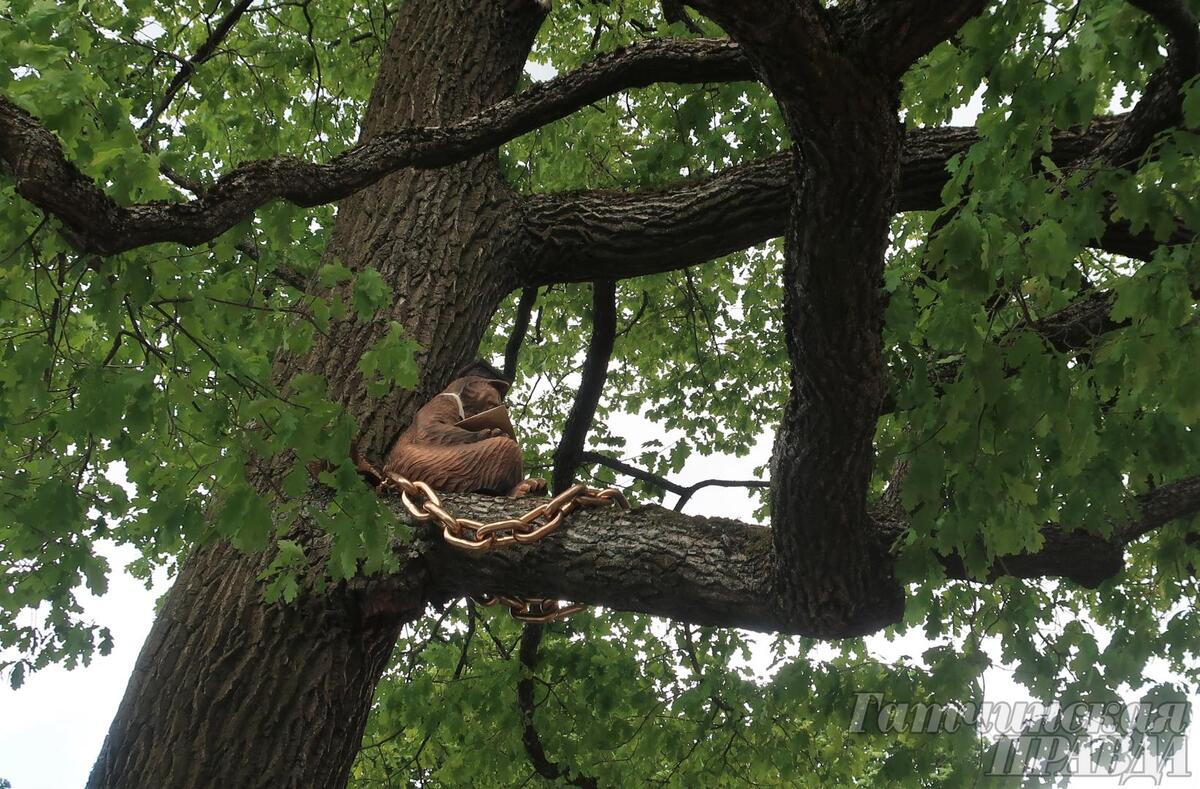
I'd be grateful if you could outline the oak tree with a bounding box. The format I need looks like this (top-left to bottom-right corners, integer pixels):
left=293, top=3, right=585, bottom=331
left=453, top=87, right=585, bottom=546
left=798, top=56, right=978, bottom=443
left=2, top=0, right=1199, bottom=785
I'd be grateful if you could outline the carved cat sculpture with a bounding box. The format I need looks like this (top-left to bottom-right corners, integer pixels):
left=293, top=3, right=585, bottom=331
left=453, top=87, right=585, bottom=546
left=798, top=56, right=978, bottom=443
left=382, top=362, right=547, bottom=497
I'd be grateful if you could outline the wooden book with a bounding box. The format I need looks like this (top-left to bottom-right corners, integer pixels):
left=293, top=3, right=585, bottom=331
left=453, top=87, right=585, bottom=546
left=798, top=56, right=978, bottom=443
left=455, top=405, right=516, bottom=438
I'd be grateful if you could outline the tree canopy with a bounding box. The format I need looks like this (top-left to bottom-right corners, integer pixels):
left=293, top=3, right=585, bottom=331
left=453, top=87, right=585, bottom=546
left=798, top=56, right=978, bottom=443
left=1, top=0, right=1199, bottom=786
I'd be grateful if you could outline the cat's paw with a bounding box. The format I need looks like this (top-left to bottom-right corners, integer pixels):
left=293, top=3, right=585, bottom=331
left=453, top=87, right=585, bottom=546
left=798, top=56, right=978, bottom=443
left=508, top=477, right=547, bottom=498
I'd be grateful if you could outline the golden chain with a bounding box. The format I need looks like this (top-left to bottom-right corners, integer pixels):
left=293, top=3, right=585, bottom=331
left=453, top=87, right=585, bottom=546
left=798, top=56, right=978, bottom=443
left=475, top=594, right=586, bottom=624
left=379, top=472, right=628, bottom=622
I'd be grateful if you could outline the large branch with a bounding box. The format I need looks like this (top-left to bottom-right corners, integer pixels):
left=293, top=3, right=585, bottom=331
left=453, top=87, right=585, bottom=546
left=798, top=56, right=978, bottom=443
left=519, top=117, right=1137, bottom=285
left=1083, top=0, right=1200, bottom=170
left=520, top=152, right=790, bottom=285
left=934, top=475, right=1200, bottom=587
left=518, top=4, right=1199, bottom=289
left=884, top=276, right=1200, bottom=416
left=0, top=38, right=753, bottom=256
left=835, top=0, right=991, bottom=76
left=415, top=493, right=781, bottom=632
left=406, top=475, right=1200, bottom=635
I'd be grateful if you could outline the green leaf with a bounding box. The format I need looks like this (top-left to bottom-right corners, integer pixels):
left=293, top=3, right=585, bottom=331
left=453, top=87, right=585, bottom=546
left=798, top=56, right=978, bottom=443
left=351, top=266, right=392, bottom=320
left=358, top=321, right=420, bottom=396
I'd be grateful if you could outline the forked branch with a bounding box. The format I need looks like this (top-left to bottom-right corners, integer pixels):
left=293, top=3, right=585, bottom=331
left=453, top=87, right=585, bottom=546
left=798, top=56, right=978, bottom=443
left=835, top=0, right=992, bottom=76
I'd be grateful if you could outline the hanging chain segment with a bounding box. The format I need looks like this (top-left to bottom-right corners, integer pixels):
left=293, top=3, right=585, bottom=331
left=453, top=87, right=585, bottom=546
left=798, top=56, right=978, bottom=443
left=379, top=472, right=628, bottom=622
left=475, top=594, right=586, bottom=623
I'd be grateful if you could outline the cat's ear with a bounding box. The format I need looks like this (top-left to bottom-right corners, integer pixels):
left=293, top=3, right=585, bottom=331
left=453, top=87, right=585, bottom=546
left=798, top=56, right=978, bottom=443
left=444, top=377, right=469, bottom=396
left=484, top=378, right=510, bottom=397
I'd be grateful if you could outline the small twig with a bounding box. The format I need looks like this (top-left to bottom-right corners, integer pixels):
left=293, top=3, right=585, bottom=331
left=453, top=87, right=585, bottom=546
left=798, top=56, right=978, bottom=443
left=615, top=289, right=650, bottom=338
left=579, top=450, right=768, bottom=512
left=139, top=0, right=257, bottom=136
left=234, top=238, right=309, bottom=291
left=0, top=215, right=48, bottom=267
left=452, top=603, right=476, bottom=681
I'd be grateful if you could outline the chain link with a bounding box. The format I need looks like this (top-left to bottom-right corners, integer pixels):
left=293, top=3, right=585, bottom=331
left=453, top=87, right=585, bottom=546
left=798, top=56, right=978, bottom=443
left=379, top=471, right=628, bottom=622
left=474, top=594, right=586, bottom=623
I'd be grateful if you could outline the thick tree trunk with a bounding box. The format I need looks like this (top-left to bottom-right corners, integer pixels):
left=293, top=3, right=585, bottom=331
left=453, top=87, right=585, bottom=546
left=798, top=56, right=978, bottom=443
left=87, top=542, right=424, bottom=789
left=769, top=84, right=907, bottom=636
left=666, top=2, right=908, bottom=637
left=737, top=37, right=907, bottom=638
left=287, top=0, right=545, bottom=460
left=88, top=2, right=547, bottom=786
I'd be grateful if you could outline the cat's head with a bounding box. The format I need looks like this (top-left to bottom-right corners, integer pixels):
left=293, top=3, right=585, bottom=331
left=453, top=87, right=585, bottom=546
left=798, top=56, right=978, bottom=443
left=444, top=360, right=510, bottom=416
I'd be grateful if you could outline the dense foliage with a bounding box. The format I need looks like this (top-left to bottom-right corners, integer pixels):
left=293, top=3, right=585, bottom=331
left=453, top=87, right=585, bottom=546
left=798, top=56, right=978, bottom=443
left=1, top=0, right=1198, bottom=784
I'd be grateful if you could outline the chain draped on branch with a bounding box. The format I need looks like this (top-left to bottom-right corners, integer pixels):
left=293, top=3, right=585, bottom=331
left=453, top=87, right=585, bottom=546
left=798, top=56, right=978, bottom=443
left=2, top=0, right=1196, bottom=635
left=414, top=474, right=1200, bottom=634
left=380, top=471, right=628, bottom=622
left=70, top=2, right=1200, bottom=785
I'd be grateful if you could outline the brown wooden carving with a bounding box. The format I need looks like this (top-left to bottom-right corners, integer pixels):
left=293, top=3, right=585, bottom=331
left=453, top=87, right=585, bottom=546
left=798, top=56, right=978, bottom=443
left=382, top=362, right=547, bottom=497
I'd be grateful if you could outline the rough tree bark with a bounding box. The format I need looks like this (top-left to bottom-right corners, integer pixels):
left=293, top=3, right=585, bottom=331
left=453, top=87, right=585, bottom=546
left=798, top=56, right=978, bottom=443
left=683, top=0, right=987, bottom=637
left=88, top=2, right=549, bottom=786
left=40, top=0, right=1195, bottom=785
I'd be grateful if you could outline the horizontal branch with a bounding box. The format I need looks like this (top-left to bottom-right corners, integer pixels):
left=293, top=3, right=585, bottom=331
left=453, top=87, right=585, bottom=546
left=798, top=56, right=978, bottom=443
left=518, top=117, right=1147, bottom=285
left=399, top=474, right=1200, bottom=635
left=1121, top=473, right=1200, bottom=541
left=936, top=475, right=1200, bottom=587
left=1, top=38, right=753, bottom=255
left=883, top=285, right=1151, bottom=416
left=1029, top=288, right=1122, bottom=354
left=414, top=494, right=782, bottom=632
left=520, top=152, right=791, bottom=285
left=1098, top=215, right=1195, bottom=262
